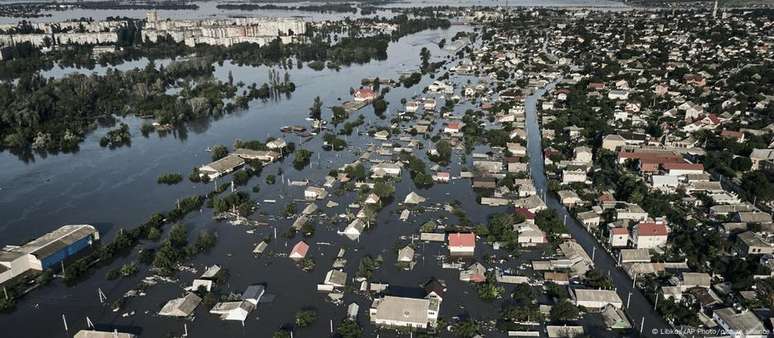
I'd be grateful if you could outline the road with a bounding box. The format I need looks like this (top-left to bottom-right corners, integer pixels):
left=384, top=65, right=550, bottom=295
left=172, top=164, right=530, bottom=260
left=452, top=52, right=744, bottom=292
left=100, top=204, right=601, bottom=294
left=523, top=81, right=677, bottom=338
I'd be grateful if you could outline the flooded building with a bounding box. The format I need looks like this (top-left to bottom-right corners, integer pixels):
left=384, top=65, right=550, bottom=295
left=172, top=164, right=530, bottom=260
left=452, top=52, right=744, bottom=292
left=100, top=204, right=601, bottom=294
left=143, top=12, right=306, bottom=47
left=199, top=154, right=245, bottom=179
left=369, top=295, right=440, bottom=329
left=1, top=224, right=99, bottom=285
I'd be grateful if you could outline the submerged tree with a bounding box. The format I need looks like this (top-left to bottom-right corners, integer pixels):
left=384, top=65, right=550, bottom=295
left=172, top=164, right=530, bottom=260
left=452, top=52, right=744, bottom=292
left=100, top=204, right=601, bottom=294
left=309, top=96, right=323, bottom=120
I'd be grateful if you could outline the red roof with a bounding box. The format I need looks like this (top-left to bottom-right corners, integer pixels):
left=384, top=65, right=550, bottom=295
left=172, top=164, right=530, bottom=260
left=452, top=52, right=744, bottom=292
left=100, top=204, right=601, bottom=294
left=515, top=208, right=535, bottom=220
left=447, top=121, right=462, bottom=130
left=469, top=273, right=486, bottom=283
left=354, top=88, right=375, bottom=98
left=598, top=192, right=615, bottom=202
left=662, top=162, right=704, bottom=171
left=448, top=233, right=475, bottom=248
left=636, top=222, right=668, bottom=237
left=720, top=130, right=744, bottom=139
left=290, top=241, right=309, bottom=258
left=611, top=227, right=629, bottom=235
left=707, top=114, right=720, bottom=124
left=618, top=151, right=682, bottom=163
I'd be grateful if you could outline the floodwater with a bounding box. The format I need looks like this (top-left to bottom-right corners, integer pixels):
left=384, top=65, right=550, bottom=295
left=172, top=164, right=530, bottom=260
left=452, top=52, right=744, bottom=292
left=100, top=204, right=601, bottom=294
left=0, top=24, right=553, bottom=338
left=0, top=0, right=627, bottom=24
left=0, top=1, right=643, bottom=337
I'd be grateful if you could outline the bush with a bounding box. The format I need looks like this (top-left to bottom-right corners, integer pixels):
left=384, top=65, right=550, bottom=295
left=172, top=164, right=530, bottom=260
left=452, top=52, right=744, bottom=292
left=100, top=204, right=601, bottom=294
left=147, top=227, right=161, bottom=241
left=0, top=297, right=16, bottom=313
left=210, top=145, right=228, bottom=161
left=158, top=173, right=183, bottom=185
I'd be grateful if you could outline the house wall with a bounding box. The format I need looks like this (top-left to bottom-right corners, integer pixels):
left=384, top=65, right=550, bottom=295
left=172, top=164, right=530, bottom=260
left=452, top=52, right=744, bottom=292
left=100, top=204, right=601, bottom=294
left=610, top=235, right=629, bottom=248
left=634, top=235, right=667, bottom=249
left=449, top=247, right=475, bottom=255
left=372, top=317, right=427, bottom=329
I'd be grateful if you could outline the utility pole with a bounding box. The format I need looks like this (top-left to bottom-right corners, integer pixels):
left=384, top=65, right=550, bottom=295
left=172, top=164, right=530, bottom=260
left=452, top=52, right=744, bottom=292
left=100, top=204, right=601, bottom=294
left=98, top=288, right=107, bottom=304
left=640, top=316, right=645, bottom=335
left=627, top=292, right=632, bottom=308
left=62, top=314, right=69, bottom=332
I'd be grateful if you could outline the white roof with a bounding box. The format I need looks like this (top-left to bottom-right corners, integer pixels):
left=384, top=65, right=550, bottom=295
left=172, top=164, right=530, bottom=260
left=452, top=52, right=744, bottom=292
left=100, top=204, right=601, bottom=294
left=404, top=192, right=426, bottom=204
left=371, top=296, right=429, bottom=326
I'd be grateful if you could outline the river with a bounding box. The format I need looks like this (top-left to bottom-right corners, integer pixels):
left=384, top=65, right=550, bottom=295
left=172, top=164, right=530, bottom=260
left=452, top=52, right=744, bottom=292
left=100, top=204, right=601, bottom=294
left=524, top=83, right=676, bottom=337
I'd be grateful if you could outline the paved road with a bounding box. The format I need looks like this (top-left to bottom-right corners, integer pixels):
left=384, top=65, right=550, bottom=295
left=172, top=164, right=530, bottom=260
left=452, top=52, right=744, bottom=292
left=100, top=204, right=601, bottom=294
left=524, top=82, right=677, bottom=338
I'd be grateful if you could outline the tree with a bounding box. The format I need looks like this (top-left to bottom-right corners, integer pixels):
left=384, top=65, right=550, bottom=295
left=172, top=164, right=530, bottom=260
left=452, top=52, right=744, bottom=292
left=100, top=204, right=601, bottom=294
left=152, top=241, right=180, bottom=275
left=336, top=319, right=361, bottom=338
left=373, top=98, right=388, bottom=115
left=309, top=96, right=323, bottom=120
left=584, top=269, right=613, bottom=290
left=293, top=149, right=313, bottom=170
left=420, top=47, right=431, bottom=70
left=147, top=227, right=161, bottom=241
left=272, top=330, right=291, bottom=338
left=233, top=170, right=251, bottom=186
left=545, top=282, right=569, bottom=300
left=295, top=308, right=318, bottom=327
left=502, top=301, right=543, bottom=324
left=550, top=299, right=579, bottom=323
left=372, top=181, right=395, bottom=199
left=211, top=145, right=228, bottom=161
left=741, top=170, right=774, bottom=201
left=194, top=231, right=217, bottom=253
left=451, top=319, right=479, bottom=338
left=169, top=223, right=188, bottom=248
left=344, top=163, right=367, bottom=181
left=731, top=156, right=752, bottom=172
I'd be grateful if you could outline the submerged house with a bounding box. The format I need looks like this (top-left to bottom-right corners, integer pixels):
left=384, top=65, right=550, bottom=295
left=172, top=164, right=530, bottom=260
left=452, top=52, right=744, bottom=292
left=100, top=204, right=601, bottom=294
left=74, top=330, right=136, bottom=338
left=342, top=219, right=366, bottom=240
left=210, top=300, right=255, bottom=322
left=199, top=154, right=245, bottom=179
left=289, top=241, right=309, bottom=260
left=404, top=192, right=426, bottom=205
left=459, top=262, right=487, bottom=283
left=448, top=233, right=475, bottom=256
left=570, top=289, right=623, bottom=310
left=159, top=292, right=202, bottom=317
